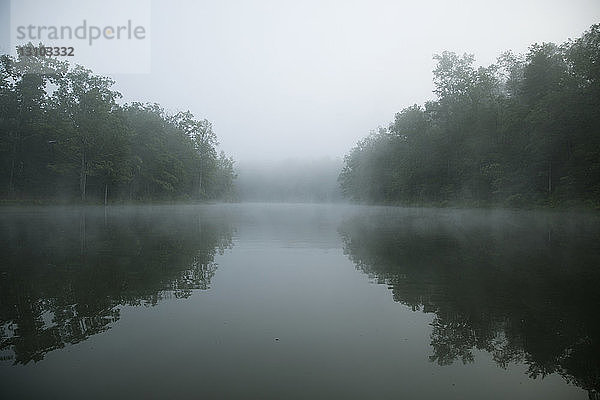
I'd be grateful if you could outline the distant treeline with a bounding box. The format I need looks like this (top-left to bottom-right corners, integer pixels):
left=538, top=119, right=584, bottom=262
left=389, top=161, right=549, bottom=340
left=0, top=48, right=236, bottom=202
left=236, top=158, right=343, bottom=203
left=340, top=24, right=600, bottom=208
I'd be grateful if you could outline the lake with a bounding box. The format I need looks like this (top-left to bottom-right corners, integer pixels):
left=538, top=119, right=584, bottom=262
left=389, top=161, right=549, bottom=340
left=1, top=204, right=598, bottom=399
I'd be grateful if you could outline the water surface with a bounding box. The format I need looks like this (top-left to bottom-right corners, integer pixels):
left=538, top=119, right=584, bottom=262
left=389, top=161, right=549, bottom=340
left=1, top=204, right=598, bottom=399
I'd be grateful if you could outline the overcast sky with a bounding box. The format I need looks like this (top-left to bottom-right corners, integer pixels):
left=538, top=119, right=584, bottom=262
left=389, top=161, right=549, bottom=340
left=6, top=0, right=600, bottom=162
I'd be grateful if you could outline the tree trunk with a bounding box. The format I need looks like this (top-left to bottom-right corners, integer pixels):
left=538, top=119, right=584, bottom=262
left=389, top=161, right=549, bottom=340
left=80, top=148, right=87, bottom=201
left=104, top=184, right=108, bottom=206
left=198, top=171, right=202, bottom=198
left=198, top=154, right=203, bottom=199
left=8, top=136, right=17, bottom=197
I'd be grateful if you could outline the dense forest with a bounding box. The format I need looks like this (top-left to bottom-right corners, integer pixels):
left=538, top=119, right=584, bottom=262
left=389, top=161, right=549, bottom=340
left=0, top=47, right=236, bottom=203
left=339, top=24, right=600, bottom=208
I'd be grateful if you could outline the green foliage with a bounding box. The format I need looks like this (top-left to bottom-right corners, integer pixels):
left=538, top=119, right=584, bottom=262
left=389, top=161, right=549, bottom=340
left=0, top=46, right=236, bottom=202
left=340, top=24, right=600, bottom=207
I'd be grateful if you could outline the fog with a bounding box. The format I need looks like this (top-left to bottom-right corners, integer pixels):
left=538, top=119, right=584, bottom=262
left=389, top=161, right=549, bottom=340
left=235, top=157, right=343, bottom=202
left=2, top=0, right=600, bottom=204
left=2, top=2, right=600, bottom=395
left=119, top=0, right=599, bottom=162
left=5, top=0, right=597, bottom=162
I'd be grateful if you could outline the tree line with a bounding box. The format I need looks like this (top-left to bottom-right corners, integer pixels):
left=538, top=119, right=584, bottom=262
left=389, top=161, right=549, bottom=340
left=339, top=24, right=600, bottom=208
left=0, top=47, right=236, bottom=202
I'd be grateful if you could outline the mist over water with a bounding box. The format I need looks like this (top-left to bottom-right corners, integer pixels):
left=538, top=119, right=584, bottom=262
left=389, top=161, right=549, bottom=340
left=2, top=1, right=600, bottom=398
left=1, top=204, right=598, bottom=399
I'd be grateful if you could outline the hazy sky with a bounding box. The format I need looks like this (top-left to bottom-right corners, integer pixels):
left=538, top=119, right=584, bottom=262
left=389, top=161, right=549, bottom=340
left=6, top=0, right=600, bottom=162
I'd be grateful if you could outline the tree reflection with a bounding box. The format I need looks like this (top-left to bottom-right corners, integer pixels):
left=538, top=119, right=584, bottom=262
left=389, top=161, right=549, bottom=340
left=339, top=210, right=600, bottom=395
left=0, top=206, right=234, bottom=365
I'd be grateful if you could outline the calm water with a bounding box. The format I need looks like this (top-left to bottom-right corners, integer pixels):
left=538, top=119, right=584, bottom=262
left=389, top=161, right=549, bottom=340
left=1, top=204, right=599, bottom=399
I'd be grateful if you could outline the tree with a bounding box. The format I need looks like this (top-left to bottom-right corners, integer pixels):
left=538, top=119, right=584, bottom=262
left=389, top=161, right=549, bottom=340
left=172, top=111, right=218, bottom=197
left=0, top=52, right=236, bottom=202
left=339, top=24, right=600, bottom=208
left=51, top=65, right=124, bottom=200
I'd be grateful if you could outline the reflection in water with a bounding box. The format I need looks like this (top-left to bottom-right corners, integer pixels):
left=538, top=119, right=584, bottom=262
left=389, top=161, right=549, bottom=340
left=0, top=206, right=234, bottom=365
left=339, top=209, right=600, bottom=397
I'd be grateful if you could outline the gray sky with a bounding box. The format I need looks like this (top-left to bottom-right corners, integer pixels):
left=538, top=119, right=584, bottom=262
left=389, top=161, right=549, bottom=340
left=7, top=0, right=600, bottom=162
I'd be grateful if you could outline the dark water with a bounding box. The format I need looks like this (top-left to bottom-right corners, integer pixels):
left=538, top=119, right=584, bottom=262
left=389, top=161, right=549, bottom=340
left=1, top=204, right=599, bottom=399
